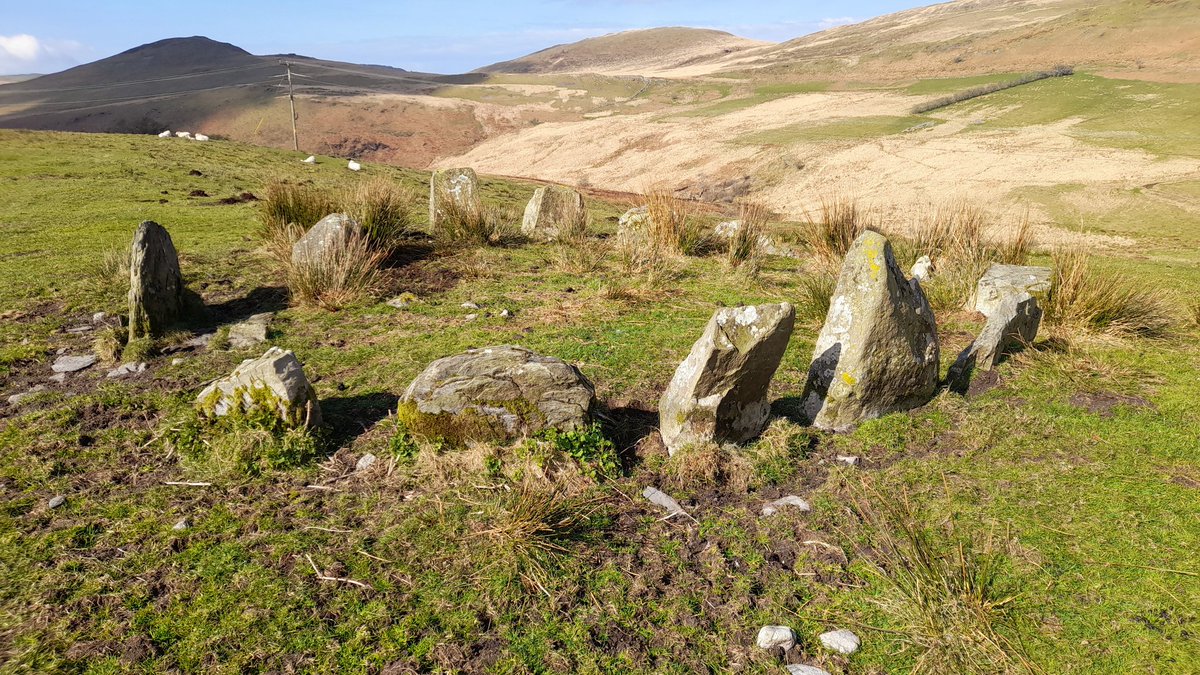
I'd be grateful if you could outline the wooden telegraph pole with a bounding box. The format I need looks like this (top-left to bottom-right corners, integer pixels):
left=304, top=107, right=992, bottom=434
left=283, top=61, right=299, bottom=151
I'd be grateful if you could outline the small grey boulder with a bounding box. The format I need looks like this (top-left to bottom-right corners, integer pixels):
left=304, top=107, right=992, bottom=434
left=52, top=354, right=96, bottom=373
left=197, top=346, right=322, bottom=428
left=819, top=628, right=860, bottom=655
left=48, top=495, right=66, bottom=509
left=756, top=625, right=797, bottom=651
left=948, top=293, right=1042, bottom=393
left=292, top=214, right=362, bottom=266
left=971, top=263, right=1051, bottom=318
left=228, top=313, right=272, bottom=349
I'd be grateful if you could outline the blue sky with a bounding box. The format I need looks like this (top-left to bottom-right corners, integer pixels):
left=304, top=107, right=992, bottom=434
left=1, top=0, right=928, bottom=75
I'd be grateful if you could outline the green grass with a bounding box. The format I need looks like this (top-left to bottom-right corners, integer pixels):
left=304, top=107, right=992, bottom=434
left=0, top=129, right=1198, bottom=672
left=904, top=73, right=1026, bottom=96
left=736, top=114, right=937, bottom=145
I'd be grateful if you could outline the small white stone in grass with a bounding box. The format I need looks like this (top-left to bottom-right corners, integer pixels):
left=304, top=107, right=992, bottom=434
left=92, top=312, right=108, bottom=324
left=66, top=325, right=93, bottom=334
left=464, top=314, right=478, bottom=321
left=499, top=309, right=512, bottom=319
left=355, top=453, right=377, bottom=472
left=835, top=455, right=860, bottom=466
left=8, top=385, right=46, bottom=405
left=461, top=302, right=480, bottom=310
left=756, top=625, right=796, bottom=651
left=48, top=495, right=66, bottom=509
left=819, top=628, right=861, bottom=655
left=172, top=518, right=189, bottom=531
left=761, top=495, right=811, bottom=517
left=787, top=666, right=832, bottom=675
left=171, top=358, right=185, bottom=366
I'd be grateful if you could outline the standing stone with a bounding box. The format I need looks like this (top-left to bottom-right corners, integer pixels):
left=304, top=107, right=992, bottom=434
left=522, top=185, right=586, bottom=240
left=128, top=221, right=184, bottom=341
left=291, top=213, right=362, bottom=266
left=400, top=345, right=594, bottom=443
left=617, top=206, right=649, bottom=236
left=948, top=294, right=1042, bottom=393
left=196, top=346, right=322, bottom=428
left=801, top=231, right=939, bottom=431
left=971, top=263, right=1051, bottom=318
left=429, top=168, right=480, bottom=231
left=659, top=303, right=795, bottom=455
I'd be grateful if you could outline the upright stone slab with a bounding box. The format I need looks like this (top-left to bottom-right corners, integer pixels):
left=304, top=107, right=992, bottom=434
left=197, top=346, right=322, bottom=428
left=400, top=345, right=594, bottom=443
left=521, top=185, right=586, bottom=240
left=617, top=206, right=649, bottom=237
left=429, top=168, right=479, bottom=232
left=800, top=231, right=939, bottom=431
left=291, top=213, right=362, bottom=266
left=947, top=294, right=1042, bottom=393
left=659, top=303, right=795, bottom=455
left=128, top=221, right=185, bottom=341
left=971, top=263, right=1051, bottom=318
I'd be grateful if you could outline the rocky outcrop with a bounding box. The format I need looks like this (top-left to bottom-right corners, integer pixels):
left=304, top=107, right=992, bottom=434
left=291, top=213, right=362, bottom=266
left=521, top=185, right=586, bottom=240
left=197, top=346, right=321, bottom=428
left=659, top=303, right=795, bottom=455
left=800, top=231, right=939, bottom=431
left=948, top=293, right=1042, bottom=393
left=971, top=263, right=1051, bottom=318
left=400, top=345, right=594, bottom=443
left=128, top=221, right=185, bottom=341
left=428, top=168, right=480, bottom=232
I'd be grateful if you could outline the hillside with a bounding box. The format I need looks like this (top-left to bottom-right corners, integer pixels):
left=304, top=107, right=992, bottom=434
left=480, top=27, right=770, bottom=75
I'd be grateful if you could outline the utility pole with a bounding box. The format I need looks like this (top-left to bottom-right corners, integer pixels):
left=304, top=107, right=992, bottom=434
left=283, top=61, right=299, bottom=151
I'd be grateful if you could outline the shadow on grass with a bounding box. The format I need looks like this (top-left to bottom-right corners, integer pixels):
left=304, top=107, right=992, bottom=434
left=198, top=285, right=289, bottom=326
left=320, top=392, right=397, bottom=449
left=600, top=404, right=658, bottom=471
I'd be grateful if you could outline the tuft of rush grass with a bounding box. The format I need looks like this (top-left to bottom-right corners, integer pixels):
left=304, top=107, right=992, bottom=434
left=259, top=181, right=336, bottom=234
left=803, top=195, right=867, bottom=264
left=430, top=184, right=505, bottom=247
left=725, top=201, right=768, bottom=273
left=1045, top=250, right=1174, bottom=338
left=342, top=178, right=416, bottom=251
left=554, top=214, right=607, bottom=274
left=795, top=274, right=836, bottom=326
left=285, top=230, right=387, bottom=310
left=258, top=179, right=415, bottom=260
left=850, top=484, right=1037, bottom=675
left=645, top=187, right=710, bottom=256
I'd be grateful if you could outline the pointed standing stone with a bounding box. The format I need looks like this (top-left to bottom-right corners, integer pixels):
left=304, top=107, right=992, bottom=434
left=521, top=185, right=586, bottom=240
left=128, top=221, right=184, bottom=341
left=801, top=231, right=939, bottom=431
left=659, top=303, right=795, bottom=455
left=429, top=168, right=480, bottom=232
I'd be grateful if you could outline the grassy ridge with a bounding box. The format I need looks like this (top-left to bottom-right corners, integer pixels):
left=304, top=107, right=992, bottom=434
left=0, top=130, right=1197, bottom=672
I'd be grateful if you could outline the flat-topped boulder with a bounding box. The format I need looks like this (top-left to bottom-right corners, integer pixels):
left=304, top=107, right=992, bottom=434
left=522, top=185, right=586, bottom=240
left=197, top=346, right=321, bottom=428
left=400, top=345, right=594, bottom=443
left=428, top=168, right=479, bottom=232
left=659, top=303, right=795, bottom=455
left=128, top=220, right=185, bottom=341
left=971, top=263, right=1051, bottom=318
left=800, top=231, right=939, bottom=431
left=291, top=213, right=362, bottom=266
left=948, top=293, right=1042, bottom=393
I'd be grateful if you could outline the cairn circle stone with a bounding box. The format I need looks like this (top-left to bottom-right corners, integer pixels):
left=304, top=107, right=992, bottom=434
left=522, top=185, right=586, bottom=241
left=659, top=303, right=795, bottom=455
left=800, top=230, right=939, bottom=431
left=429, top=168, right=480, bottom=232
left=128, top=220, right=185, bottom=341
left=971, top=263, right=1051, bottom=318
left=400, top=345, right=594, bottom=442
left=948, top=293, right=1042, bottom=393
left=617, top=206, right=649, bottom=236
left=291, top=213, right=362, bottom=266
left=196, top=346, right=322, bottom=428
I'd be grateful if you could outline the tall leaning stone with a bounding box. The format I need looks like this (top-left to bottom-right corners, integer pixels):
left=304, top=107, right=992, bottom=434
left=522, top=185, right=586, bottom=240
left=947, top=294, right=1041, bottom=393
left=429, top=167, right=479, bottom=231
left=971, top=263, right=1051, bottom=318
left=659, top=303, right=795, bottom=455
left=128, top=220, right=184, bottom=341
left=801, top=231, right=939, bottom=431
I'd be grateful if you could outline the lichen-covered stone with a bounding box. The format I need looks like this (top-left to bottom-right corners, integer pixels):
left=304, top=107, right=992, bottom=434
left=522, top=185, right=586, bottom=240
left=128, top=220, right=184, bottom=341
left=428, top=168, right=479, bottom=231
left=196, top=346, right=321, bottom=428
left=659, top=303, right=794, bottom=455
left=971, top=263, right=1051, bottom=318
left=948, top=293, right=1041, bottom=393
left=617, top=206, right=648, bottom=236
left=400, top=345, right=594, bottom=443
left=291, top=213, right=361, bottom=266
left=801, top=231, right=939, bottom=431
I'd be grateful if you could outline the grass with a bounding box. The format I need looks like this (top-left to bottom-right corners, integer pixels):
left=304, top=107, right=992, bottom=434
left=737, top=114, right=938, bottom=146
left=0, top=130, right=1197, bottom=673
left=909, top=66, right=1074, bottom=115
left=1045, top=250, right=1175, bottom=338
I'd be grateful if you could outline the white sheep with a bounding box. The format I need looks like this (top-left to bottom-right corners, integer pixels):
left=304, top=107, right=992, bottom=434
left=347, top=160, right=361, bottom=172
left=193, top=133, right=209, bottom=142
left=302, top=155, right=316, bottom=164
left=158, top=130, right=172, bottom=138
left=175, top=131, right=192, bottom=139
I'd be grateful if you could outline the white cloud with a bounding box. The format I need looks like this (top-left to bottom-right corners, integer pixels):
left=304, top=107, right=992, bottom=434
left=0, top=34, right=41, bottom=61
left=0, top=34, right=91, bottom=75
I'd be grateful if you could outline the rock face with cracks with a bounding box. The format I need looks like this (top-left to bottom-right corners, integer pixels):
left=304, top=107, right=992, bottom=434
left=291, top=213, right=362, bottom=266
left=659, top=303, right=795, bottom=455
left=801, top=231, right=939, bottom=431
left=128, top=220, right=185, bottom=341
left=971, top=263, right=1051, bottom=318
left=428, top=167, right=479, bottom=231
left=400, top=345, right=594, bottom=443
left=521, top=185, right=586, bottom=240
left=197, top=347, right=322, bottom=428
left=948, top=293, right=1042, bottom=393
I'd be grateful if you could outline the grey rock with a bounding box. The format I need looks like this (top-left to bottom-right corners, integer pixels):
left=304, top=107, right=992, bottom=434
left=787, top=666, right=832, bottom=675
left=52, top=354, right=96, bottom=373
left=800, top=231, right=939, bottom=431
left=49, top=373, right=67, bottom=384
left=756, top=625, right=797, bottom=651
left=521, top=185, right=586, bottom=241
left=128, top=220, right=185, bottom=341
left=835, top=455, right=861, bottom=466
left=197, top=346, right=322, bottom=428
left=401, top=345, right=594, bottom=440
left=429, top=168, right=480, bottom=233
left=971, top=263, right=1051, bottom=318
left=948, top=294, right=1042, bottom=393
left=464, top=313, right=479, bottom=321
left=48, top=495, right=65, bottom=509
left=617, top=206, right=649, bottom=235
left=819, top=629, right=860, bottom=655
left=461, top=302, right=480, bottom=310
left=172, top=518, right=189, bottom=531
left=355, top=453, right=377, bottom=472
left=66, top=325, right=93, bottom=334
left=642, top=486, right=686, bottom=517
left=659, top=303, right=795, bottom=455
left=106, top=362, right=147, bottom=379
left=184, top=333, right=214, bottom=348
left=228, top=312, right=272, bottom=349
left=761, top=495, right=811, bottom=517
left=291, top=213, right=362, bottom=266
left=386, top=294, right=417, bottom=309
left=712, top=219, right=784, bottom=256
left=8, top=385, right=46, bottom=406
left=499, top=308, right=512, bottom=319
left=171, top=358, right=185, bottom=366
left=92, top=312, right=108, bottom=324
